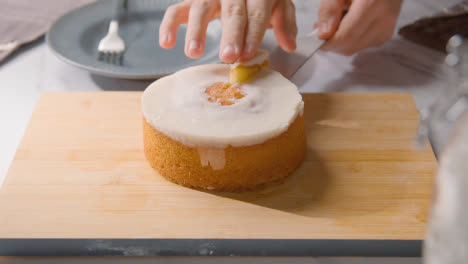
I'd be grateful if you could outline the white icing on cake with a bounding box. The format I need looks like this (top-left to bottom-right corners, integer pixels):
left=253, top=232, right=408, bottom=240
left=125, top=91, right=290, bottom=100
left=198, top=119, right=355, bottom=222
left=141, top=64, right=304, bottom=148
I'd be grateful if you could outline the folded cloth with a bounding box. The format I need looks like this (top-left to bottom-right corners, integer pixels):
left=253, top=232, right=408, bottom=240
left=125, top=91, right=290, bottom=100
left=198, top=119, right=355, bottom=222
left=0, top=0, right=95, bottom=63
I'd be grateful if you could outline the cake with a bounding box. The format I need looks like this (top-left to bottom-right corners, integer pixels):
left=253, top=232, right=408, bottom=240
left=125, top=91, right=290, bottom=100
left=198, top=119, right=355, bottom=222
left=142, top=51, right=306, bottom=191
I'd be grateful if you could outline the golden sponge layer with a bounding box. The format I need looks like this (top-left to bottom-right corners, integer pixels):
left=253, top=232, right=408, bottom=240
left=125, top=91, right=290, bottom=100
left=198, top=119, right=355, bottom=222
left=143, top=115, right=306, bottom=192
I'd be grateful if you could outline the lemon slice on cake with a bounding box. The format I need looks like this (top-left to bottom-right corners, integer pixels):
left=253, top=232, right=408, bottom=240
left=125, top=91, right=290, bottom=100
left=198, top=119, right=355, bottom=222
left=229, top=50, right=269, bottom=84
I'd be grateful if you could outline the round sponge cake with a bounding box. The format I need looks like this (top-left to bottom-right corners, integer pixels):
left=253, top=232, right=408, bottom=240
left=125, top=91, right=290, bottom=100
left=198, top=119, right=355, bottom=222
left=142, top=63, right=306, bottom=191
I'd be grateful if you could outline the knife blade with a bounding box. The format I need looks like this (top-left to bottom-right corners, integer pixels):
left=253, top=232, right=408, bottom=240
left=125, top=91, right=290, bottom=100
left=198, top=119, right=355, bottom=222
left=268, top=29, right=326, bottom=79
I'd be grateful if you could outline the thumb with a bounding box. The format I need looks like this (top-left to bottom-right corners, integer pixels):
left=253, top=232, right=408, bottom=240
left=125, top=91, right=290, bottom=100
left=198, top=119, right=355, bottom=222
left=316, top=0, right=346, bottom=39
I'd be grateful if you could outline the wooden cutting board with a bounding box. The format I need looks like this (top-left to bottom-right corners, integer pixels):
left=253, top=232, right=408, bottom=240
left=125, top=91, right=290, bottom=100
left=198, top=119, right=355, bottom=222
left=0, top=92, right=437, bottom=256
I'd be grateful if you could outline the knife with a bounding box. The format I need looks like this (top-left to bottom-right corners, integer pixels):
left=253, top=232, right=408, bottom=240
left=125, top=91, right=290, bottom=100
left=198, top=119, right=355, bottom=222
left=268, top=29, right=326, bottom=79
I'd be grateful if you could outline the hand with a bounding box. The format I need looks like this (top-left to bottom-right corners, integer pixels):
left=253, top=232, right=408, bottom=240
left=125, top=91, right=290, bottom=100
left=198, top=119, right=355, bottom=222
left=159, top=0, right=297, bottom=63
left=316, top=0, right=403, bottom=55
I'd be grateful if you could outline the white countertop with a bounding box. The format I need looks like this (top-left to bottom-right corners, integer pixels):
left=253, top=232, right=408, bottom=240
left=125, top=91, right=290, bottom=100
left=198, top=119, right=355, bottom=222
left=0, top=0, right=462, bottom=262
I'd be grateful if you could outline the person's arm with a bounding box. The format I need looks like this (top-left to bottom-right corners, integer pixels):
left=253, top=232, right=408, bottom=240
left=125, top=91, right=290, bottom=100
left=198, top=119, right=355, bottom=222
left=159, top=0, right=404, bottom=62
left=316, top=0, right=403, bottom=55
left=159, top=0, right=297, bottom=63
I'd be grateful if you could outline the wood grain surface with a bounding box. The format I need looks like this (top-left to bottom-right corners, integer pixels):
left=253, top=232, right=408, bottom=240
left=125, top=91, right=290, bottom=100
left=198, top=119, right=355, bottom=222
left=0, top=92, right=437, bottom=240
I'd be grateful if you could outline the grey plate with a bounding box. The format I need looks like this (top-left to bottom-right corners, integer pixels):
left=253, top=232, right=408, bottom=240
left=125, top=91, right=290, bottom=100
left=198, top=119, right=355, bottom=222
left=47, top=0, right=221, bottom=80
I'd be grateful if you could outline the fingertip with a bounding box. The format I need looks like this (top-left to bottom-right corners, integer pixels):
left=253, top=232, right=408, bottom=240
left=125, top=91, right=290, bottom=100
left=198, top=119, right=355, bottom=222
left=220, top=55, right=238, bottom=64
left=283, top=41, right=296, bottom=53
left=317, top=21, right=335, bottom=39
left=239, top=43, right=256, bottom=61
left=159, top=31, right=175, bottom=49
left=159, top=2, right=189, bottom=49
left=185, top=51, right=203, bottom=59
left=317, top=0, right=345, bottom=39
left=318, top=31, right=332, bottom=40
left=278, top=36, right=296, bottom=53
left=272, top=25, right=297, bottom=53
left=185, top=39, right=204, bottom=59
left=270, top=0, right=297, bottom=53
left=286, top=32, right=297, bottom=52
left=219, top=44, right=240, bottom=63
left=159, top=40, right=171, bottom=49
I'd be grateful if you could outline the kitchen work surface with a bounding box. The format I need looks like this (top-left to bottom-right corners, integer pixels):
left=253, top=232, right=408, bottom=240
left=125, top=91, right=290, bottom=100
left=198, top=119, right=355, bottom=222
left=0, top=92, right=437, bottom=256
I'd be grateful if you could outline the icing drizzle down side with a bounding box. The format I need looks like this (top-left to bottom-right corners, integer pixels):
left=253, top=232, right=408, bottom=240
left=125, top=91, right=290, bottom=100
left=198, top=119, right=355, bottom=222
left=197, top=147, right=226, bottom=170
